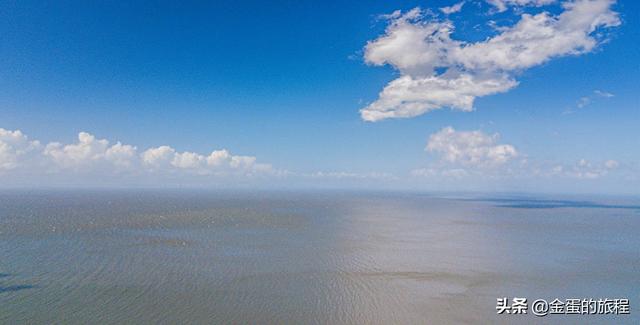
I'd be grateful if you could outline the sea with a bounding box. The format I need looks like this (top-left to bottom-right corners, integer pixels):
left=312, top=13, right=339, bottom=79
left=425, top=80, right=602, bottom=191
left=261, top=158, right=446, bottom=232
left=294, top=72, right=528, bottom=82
left=1, top=190, right=638, bottom=324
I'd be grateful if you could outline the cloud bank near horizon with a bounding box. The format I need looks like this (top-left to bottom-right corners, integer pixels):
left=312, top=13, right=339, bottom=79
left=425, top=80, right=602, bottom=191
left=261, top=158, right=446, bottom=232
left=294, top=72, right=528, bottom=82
left=411, top=127, right=625, bottom=182
left=0, top=127, right=632, bottom=189
left=361, top=0, right=620, bottom=121
left=0, top=128, right=275, bottom=182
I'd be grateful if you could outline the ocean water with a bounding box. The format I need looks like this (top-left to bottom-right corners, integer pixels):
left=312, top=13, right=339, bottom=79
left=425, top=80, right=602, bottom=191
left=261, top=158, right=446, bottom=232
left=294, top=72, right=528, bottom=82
left=0, top=190, right=638, bottom=324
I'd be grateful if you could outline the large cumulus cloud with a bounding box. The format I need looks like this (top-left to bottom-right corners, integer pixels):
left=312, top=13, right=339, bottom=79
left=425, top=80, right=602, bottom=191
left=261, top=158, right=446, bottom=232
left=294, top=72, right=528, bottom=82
left=361, top=0, right=620, bottom=121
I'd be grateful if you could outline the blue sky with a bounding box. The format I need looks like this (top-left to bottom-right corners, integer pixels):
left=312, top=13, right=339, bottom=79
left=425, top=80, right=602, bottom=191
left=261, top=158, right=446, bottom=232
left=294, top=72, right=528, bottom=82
left=0, top=0, right=638, bottom=193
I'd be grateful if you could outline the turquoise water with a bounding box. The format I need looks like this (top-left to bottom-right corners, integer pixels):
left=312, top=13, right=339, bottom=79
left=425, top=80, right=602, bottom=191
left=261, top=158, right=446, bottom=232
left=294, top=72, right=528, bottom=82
left=1, top=190, right=638, bottom=324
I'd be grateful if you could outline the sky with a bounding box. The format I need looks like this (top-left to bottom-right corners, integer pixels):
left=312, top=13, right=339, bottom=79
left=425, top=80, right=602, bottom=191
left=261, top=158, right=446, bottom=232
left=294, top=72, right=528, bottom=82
left=0, top=0, right=638, bottom=194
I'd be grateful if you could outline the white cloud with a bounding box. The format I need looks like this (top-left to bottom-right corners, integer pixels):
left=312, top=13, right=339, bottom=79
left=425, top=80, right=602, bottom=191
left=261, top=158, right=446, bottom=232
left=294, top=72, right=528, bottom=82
left=361, top=0, right=620, bottom=121
left=361, top=74, right=517, bottom=121
left=487, top=0, right=555, bottom=13
left=576, top=89, right=614, bottom=109
left=171, top=151, right=205, bottom=170
left=455, top=1, right=620, bottom=71
left=105, top=142, right=137, bottom=168
left=594, top=90, right=614, bottom=97
left=308, top=171, right=395, bottom=180
left=416, top=127, right=623, bottom=182
left=411, top=167, right=469, bottom=178
left=577, top=96, right=591, bottom=108
left=536, top=158, right=619, bottom=179
left=604, top=159, right=619, bottom=169
left=0, top=128, right=275, bottom=181
left=139, top=145, right=269, bottom=175
left=413, top=156, right=626, bottom=183
left=0, top=128, right=41, bottom=171
left=568, top=159, right=608, bottom=179
left=440, top=2, right=465, bottom=15
left=207, top=149, right=231, bottom=167
left=43, top=132, right=139, bottom=170
left=230, top=156, right=257, bottom=169
left=141, top=146, right=176, bottom=168
left=426, top=127, right=518, bottom=167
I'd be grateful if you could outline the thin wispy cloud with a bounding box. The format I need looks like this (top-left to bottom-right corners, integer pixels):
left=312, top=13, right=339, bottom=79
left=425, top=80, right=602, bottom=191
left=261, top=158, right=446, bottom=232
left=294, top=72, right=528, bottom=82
left=579, top=89, right=615, bottom=107
left=594, top=90, right=614, bottom=98
left=566, top=89, right=615, bottom=113
left=577, top=96, right=592, bottom=109
left=487, top=0, right=555, bottom=13
left=536, top=158, right=620, bottom=179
